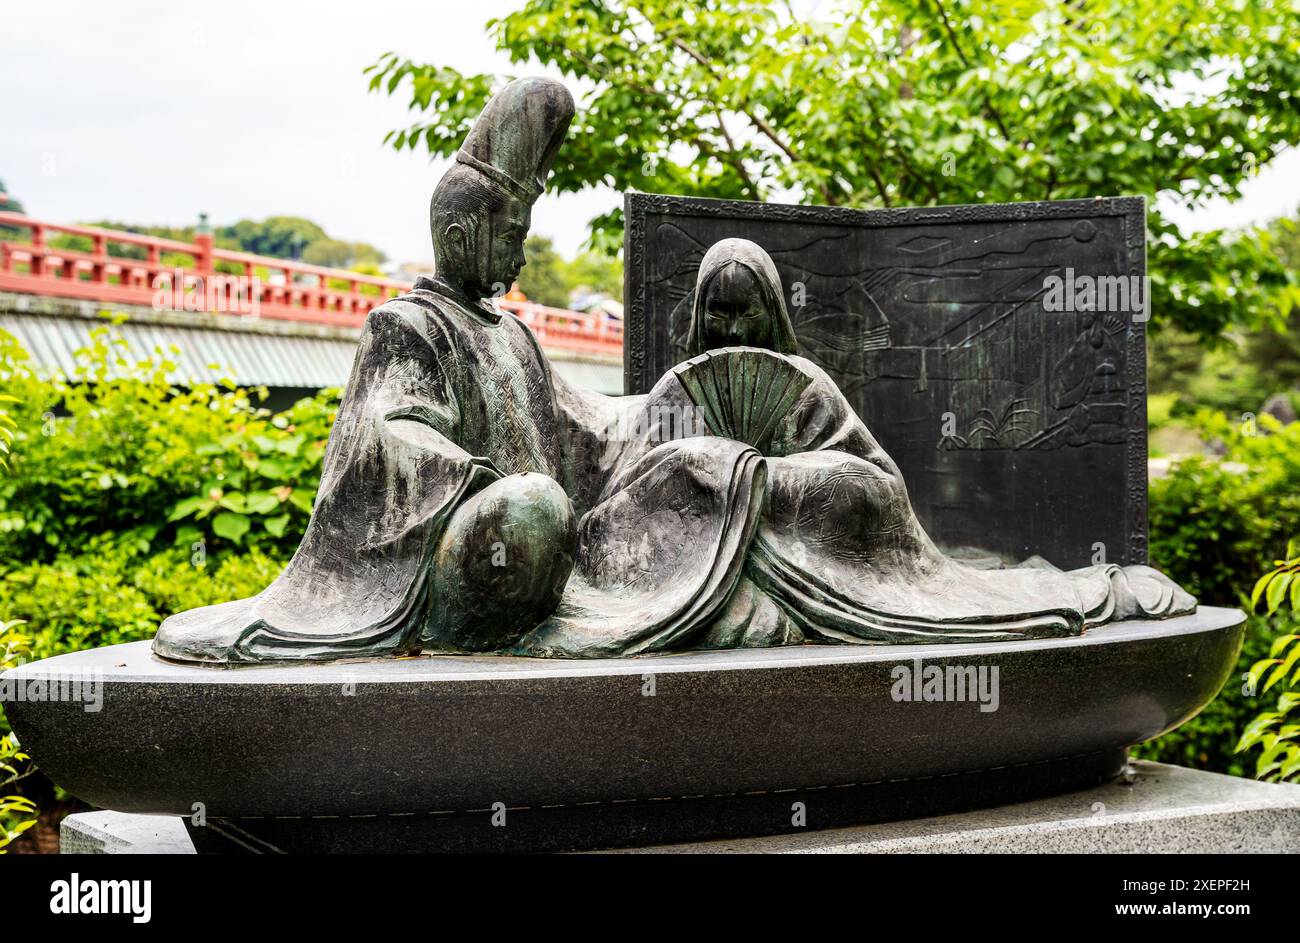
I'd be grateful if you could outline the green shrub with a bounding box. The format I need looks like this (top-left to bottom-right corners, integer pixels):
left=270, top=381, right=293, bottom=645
left=1235, top=542, right=1300, bottom=782
left=1148, top=410, right=1300, bottom=604
left=0, top=322, right=319, bottom=661
left=0, top=352, right=37, bottom=852
left=0, top=324, right=323, bottom=846
left=0, top=619, right=36, bottom=852
left=1139, top=410, right=1300, bottom=771
left=2, top=538, right=289, bottom=664
left=0, top=326, right=336, bottom=565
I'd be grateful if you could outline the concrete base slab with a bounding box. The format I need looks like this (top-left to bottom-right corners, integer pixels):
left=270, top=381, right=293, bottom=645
left=60, top=812, right=195, bottom=855
left=59, top=761, right=1300, bottom=854
left=624, top=761, right=1300, bottom=853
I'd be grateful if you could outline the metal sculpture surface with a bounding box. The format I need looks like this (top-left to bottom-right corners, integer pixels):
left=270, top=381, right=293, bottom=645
left=152, top=80, right=1193, bottom=665
left=623, top=192, right=1150, bottom=568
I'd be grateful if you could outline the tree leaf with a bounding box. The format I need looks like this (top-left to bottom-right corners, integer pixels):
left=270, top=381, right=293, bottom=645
left=1251, top=571, right=1274, bottom=610
left=1266, top=571, right=1293, bottom=614
left=212, top=512, right=250, bottom=543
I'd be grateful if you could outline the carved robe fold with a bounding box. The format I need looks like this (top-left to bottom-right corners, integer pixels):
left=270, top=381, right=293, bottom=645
left=153, top=279, right=573, bottom=663
left=521, top=352, right=1194, bottom=657
left=748, top=360, right=1194, bottom=642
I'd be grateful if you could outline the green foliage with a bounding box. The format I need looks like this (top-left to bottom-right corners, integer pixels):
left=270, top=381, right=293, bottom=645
left=1146, top=391, right=1178, bottom=431
left=1239, top=214, right=1300, bottom=395
left=516, top=236, right=625, bottom=307
left=1147, top=411, right=1300, bottom=604
left=0, top=327, right=336, bottom=565
left=0, top=324, right=334, bottom=844
left=369, top=0, right=1300, bottom=340
left=517, top=236, right=570, bottom=306
left=0, top=322, right=328, bottom=632
left=220, top=216, right=328, bottom=259
left=302, top=238, right=386, bottom=269
left=0, top=341, right=36, bottom=851
left=1147, top=326, right=1211, bottom=400
left=1148, top=210, right=1300, bottom=418
left=0, top=618, right=37, bottom=853
left=218, top=216, right=386, bottom=266
left=3, top=539, right=288, bottom=661
left=1235, top=540, right=1300, bottom=783
left=0, top=393, right=16, bottom=471
left=0, top=793, right=36, bottom=853
left=560, top=250, right=624, bottom=302
left=1138, top=412, right=1300, bottom=772
left=1180, top=345, right=1284, bottom=418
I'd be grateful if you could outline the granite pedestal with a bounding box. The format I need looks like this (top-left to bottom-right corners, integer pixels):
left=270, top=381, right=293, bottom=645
left=6, top=607, right=1245, bottom=851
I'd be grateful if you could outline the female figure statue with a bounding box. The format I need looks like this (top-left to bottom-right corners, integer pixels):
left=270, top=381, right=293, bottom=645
left=518, top=238, right=1194, bottom=657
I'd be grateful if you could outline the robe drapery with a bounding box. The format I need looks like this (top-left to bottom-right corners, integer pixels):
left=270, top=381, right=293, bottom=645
left=749, top=358, right=1193, bottom=642
left=519, top=354, right=1194, bottom=657
left=153, top=278, right=579, bottom=663
left=155, top=291, right=1193, bottom=663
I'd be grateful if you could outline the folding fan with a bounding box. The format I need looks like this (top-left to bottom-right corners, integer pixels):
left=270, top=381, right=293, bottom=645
left=670, top=347, right=813, bottom=450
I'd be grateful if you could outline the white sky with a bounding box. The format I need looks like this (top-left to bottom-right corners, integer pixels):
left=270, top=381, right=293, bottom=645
left=3, top=0, right=1296, bottom=263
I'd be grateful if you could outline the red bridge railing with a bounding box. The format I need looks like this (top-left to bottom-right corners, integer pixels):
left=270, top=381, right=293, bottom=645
left=0, top=212, right=622, bottom=356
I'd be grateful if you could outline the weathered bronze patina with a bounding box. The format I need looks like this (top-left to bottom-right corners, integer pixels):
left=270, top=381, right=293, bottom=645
left=152, top=79, right=1194, bottom=665
left=624, top=192, right=1152, bottom=570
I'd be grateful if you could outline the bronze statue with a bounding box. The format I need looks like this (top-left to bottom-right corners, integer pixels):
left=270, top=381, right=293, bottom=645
left=153, top=78, right=585, bottom=663
left=152, top=80, right=1194, bottom=666
left=518, top=238, right=1194, bottom=656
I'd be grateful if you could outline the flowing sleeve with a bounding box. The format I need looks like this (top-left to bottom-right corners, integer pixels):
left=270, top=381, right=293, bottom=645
left=517, top=372, right=766, bottom=657
left=769, top=357, right=902, bottom=475
left=153, top=301, right=494, bottom=663
left=549, top=370, right=646, bottom=516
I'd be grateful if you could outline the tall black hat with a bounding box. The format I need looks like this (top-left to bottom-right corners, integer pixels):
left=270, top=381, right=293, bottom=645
left=455, top=77, right=575, bottom=204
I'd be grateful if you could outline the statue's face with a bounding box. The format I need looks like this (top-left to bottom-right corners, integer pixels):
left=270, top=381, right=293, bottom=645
left=431, top=173, right=532, bottom=300
left=484, top=198, right=531, bottom=296
left=701, top=263, right=774, bottom=349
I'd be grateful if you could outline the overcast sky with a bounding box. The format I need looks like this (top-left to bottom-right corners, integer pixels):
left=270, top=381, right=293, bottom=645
left=4, top=0, right=1297, bottom=264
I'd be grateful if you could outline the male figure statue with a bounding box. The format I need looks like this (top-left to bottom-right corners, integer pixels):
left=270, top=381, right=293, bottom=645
left=153, top=78, right=581, bottom=663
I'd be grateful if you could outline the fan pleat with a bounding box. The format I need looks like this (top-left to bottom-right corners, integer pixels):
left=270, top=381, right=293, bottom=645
left=672, top=347, right=813, bottom=451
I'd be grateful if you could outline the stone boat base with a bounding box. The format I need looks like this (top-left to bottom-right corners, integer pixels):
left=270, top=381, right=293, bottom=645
left=4, top=606, right=1249, bottom=852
